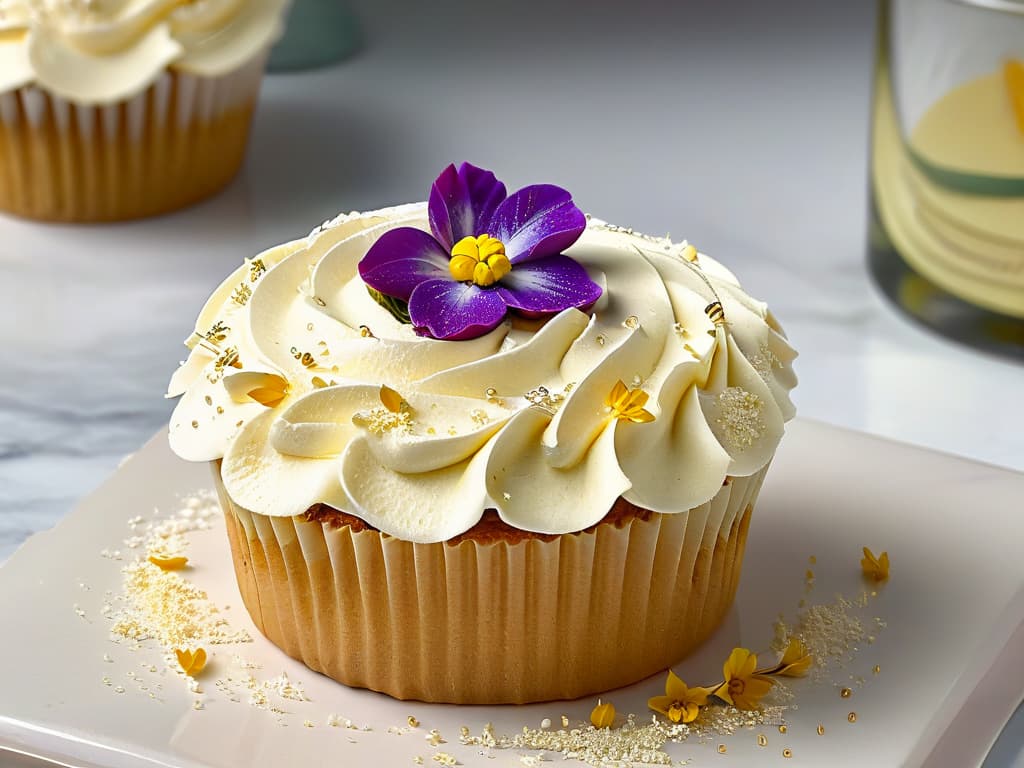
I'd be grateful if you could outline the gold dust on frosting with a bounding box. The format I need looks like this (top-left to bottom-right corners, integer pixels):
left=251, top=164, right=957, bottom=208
left=231, top=283, right=252, bottom=306
left=714, top=386, right=765, bottom=449
left=353, top=407, right=413, bottom=435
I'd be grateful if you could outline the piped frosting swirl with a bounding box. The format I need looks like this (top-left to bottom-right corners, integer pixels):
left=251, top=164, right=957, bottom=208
left=0, top=0, right=288, bottom=104
left=167, top=205, right=797, bottom=543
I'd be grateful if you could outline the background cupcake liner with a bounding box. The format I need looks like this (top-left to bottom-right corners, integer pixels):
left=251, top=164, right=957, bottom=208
left=215, top=464, right=769, bottom=705
left=0, top=53, right=267, bottom=222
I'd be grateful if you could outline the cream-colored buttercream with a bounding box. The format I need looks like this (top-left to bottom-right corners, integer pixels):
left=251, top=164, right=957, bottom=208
left=167, top=205, right=798, bottom=543
left=0, top=0, right=288, bottom=104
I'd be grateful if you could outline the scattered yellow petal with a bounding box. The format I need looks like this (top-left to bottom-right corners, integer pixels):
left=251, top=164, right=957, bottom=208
left=175, top=647, right=207, bottom=677
left=861, top=547, right=890, bottom=582
left=590, top=699, right=615, bottom=728
left=247, top=386, right=288, bottom=408
left=605, top=380, right=656, bottom=423
left=1005, top=59, right=1024, bottom=136
left=758, top=637, right=813, bottom=677
left=380, top=384, right=407, bottom=413
left=147, top=555, right=189, bottom=571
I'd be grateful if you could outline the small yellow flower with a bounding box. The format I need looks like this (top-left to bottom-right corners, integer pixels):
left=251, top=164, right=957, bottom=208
left=648, top=670, right=713, bottom=724
left=590, top=699, right=615, bottom=728
left=175, top=648, right=207, bottom=677
left=715, top=648, right=774, bottom=711
left=861, top=547, right=890, bottom=582
left=605, top=380, right=655, bottom=423
left=757, top=637, right=813, bottom=678
left=147, top=554, right=189, bottom=571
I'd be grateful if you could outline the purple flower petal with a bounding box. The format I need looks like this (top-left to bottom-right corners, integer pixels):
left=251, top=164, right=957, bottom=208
left=487, top=184, right=586, bottom=264
left=409, top=278, right=509, bottom=340
left=495, top=254, right=603, bottom=314
left=428, top=162, right=507, bottom=250
left=358, top=227, right=450, bottom=301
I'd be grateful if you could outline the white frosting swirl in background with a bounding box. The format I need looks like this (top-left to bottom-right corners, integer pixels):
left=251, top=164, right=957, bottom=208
left=0, top=0, right=289, bottom=104
left=167, top=204, right=798, bottom=543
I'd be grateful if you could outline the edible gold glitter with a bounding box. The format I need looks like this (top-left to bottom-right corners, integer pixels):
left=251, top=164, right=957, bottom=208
left=249, top=259, right=267, bottom=282
left=426, top=729, right=445, bottom=746
left=717, top=744, right=727, bottom=754
left=817, top=724, right=825, bottom=735
left=470, top=409, right=489, bottom=426
left=779, top=725, right=787, bottom=734
left=359, top=325, right=374, bottom=338
left=352, top=407, right=413, bottom=435
left=232, top=283, right=252, bottom=306
left=408, top=716, right=420, bottom=728
left=431, top=754, right=457, bottom=767
left=313, top=296, right=327, bottom=307
left=783, top=748, right=793, bottom=758
left=848, top=712, right=857, bottom=723
left=873, top=665, right=881, bottom=674
left=757, top=734, right=767, bottom=746
left=525, top=385, right=568, bottom=412
left=840, top=687, right=852, bottom=698
left=203, top=320, right=229, bottom=344
left=714, top=387, right=765, bottom=449
left=624, top=315, right=640, bottom=329
left=191, top=420, right=199, bottom=429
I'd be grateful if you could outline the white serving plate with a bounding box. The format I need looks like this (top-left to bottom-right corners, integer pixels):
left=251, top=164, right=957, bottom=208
left=1, top=419, right=1022, bottom=768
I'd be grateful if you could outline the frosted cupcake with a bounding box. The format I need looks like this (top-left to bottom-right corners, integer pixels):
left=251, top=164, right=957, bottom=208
left=167, top=162, right=798, bottom=704
left=0, top=0, right=288, bottom=222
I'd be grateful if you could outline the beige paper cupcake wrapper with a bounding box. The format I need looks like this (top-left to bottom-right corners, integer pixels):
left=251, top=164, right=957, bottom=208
left=0, top=54, right=267, bottom=222
left=215, top=465, right=768, bottom=704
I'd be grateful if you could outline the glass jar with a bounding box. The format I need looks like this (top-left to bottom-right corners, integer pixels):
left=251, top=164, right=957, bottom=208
left=869, top=0, right=1024, bottom=359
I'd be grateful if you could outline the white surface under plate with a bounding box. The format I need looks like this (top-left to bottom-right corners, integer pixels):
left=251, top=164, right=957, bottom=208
left=1, top=420, right=1022, bottom=768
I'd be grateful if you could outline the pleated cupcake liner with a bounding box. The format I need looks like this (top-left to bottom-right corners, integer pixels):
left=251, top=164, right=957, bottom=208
left=0, top=53, right=267, bottom=222
left=215, top=464, right=769, bottom=705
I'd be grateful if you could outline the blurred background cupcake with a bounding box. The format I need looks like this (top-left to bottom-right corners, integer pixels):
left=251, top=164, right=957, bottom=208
left=0, top=0, right=290, bottom=222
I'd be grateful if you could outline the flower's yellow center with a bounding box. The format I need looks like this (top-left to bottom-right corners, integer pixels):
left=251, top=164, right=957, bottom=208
left=449, top=234, right=511, bottom=287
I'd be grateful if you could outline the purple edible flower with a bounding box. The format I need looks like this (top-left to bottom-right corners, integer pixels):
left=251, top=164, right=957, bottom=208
left=358, top=162, right=602, bottom=340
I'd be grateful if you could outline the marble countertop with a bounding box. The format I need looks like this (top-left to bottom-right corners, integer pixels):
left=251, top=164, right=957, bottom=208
left=0, top=0, right=1022, bottom=761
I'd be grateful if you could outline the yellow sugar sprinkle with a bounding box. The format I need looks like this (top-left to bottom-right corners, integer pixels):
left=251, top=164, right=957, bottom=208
left=148, top=555, right=189, bottom=571
left=111, top=562, right=250, bottom=648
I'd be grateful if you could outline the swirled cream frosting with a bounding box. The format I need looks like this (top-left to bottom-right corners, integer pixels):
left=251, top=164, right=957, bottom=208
left=167, top=205, right=797, bottom=543
left=0, top=0, right=288, bottom=104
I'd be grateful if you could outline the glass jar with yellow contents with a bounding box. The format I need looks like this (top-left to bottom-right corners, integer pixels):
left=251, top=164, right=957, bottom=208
left=870, top=0, right=1024, bottom=359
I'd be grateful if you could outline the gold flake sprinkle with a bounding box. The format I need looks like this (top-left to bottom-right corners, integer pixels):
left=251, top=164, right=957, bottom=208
left=290, top=347, right=317, bottom=369
left=681, top=244, right=698, bottom=262
left=873, top=665, right=881, bottom=674
left=714, top=387, right=765, bottom=449
left=352, top=407, right=413, bottom=435
left=426, top=729, right=445, bottom=746
left=408, top=715, right=420, bottom=728
left=203, top=320, right=230, bottom=344
left=623, top=315, right=640, bottom=329
left=459, top=726, right=470, bottom=739
left=525, top=385, right=569, bottom=412
left=757, top=734, right=768, bottom=746
left=314, top=296, right=327, bottom=307
left=848, top=712, right=857, bottom=723
left=470, top=409, right=489, bottom=426
left=717, top=744, right=727, bottom=754
left=191, top=420, right=199, bottom=429
left=232, top=283, right=252, bottom=305
left=596, top=334, right=606, bottom=346
left=809, top=555, right=817, bottom=564
left=779, top=725, right=788, bottom=734
left=783, top=748, right=793, bottom=758
left=817, top=723, right=825, bottom=735
left=249, top=259, right=267, bottom=282
left=359, top=325, right=375, bottom=338
left=431, top=754, right=457, bottom=767
left=561, top=715, right=569, bottom=728
left=840, top=687, right=852, bottom=698
left=216, top=406, right=224, bottom=414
